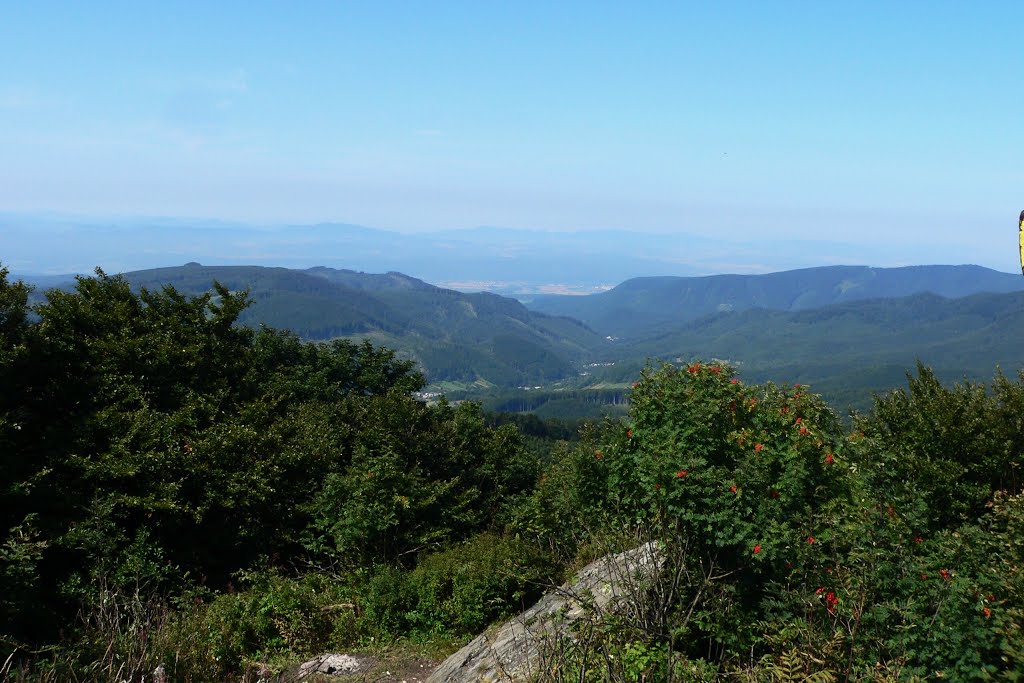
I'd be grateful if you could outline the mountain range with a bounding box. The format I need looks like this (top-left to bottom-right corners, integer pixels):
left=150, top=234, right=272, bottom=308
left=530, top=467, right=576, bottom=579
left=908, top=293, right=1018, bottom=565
left=18, top=262, right=1024, bottom=412
left=526, top=265, right=1024, bottom=337
left=5, top=212, right=1016, bottom=293
left=599, top=289, right=1024, bottom=410
left=116, top=264, right=603, bottom=388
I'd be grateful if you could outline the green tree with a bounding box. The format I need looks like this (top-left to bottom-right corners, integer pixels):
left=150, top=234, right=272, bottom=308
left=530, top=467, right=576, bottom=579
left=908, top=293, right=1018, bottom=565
left=303, top=400, right=539, bottom=566
left=857, top=362, right=1024, bottom=531
left=0, top=271, right=440, bottom=640
left=0, top=265, right=46, bottom=638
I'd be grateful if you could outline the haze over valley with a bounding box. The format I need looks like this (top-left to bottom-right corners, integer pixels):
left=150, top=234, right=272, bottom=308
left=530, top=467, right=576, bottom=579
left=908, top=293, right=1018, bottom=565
left=9, top=212, right=1013, bottom=296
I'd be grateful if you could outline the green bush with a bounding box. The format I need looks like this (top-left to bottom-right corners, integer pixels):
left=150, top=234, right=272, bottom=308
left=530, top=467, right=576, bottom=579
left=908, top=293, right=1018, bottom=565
left=857, top=363, right=1024, bottom=531
left=356, top=564, right=415, bottom=643
left=568, top=363, right=851, bottom=653
left=354, top=533, right=556, bottom=643
left=532, top=361, right=1024, bottom=679
left=404, top=532, right=555, bottom=637
left=302, top=400, right=541, bottom=567
left=191, top=570, right=344, bottom=670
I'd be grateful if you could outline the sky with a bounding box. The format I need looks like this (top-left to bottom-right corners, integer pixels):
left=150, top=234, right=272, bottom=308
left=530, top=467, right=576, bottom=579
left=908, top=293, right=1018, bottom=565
left=2, top=1, right=1023, bottom=271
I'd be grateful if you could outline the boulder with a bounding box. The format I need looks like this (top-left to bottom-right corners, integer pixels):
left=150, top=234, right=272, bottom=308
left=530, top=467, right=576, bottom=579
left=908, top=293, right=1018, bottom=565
left=426, top=541, right=663, bottom=683
left=296, top=653, right=373, bottom=679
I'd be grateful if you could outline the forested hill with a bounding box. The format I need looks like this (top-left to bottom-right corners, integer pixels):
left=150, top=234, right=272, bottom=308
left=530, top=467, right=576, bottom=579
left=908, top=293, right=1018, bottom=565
left=526, top=264, right=1024, bottom=337
left=603, top=289, right=1024, bottom=411
left=118, top=264, right=605, bottom=387
left=26, top=263, right=1024, bottom=408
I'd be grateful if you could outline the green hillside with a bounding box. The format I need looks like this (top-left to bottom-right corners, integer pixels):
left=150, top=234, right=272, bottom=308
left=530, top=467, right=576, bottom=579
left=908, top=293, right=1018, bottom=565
left=34, top=263, right=1024, bottom=414
left=609, top=290, right=1024, bottom=412
left=527, top=264, right=1024, bottom=337
left=120, top=264, right=606, bottom=386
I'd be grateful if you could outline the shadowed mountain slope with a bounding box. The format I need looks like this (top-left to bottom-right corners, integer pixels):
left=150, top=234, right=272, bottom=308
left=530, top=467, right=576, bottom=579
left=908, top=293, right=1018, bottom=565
left=119, top=264, right=605, bottom=386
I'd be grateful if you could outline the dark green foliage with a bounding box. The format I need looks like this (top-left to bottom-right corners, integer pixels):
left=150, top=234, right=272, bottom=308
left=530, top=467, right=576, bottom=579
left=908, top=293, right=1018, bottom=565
left=484, top=412, right=582, bottom=442
left=357, top=533, right=556, bottom=641
left=0, top=267, right=41, bottom=629
left=526, top=360, right=1024, bottom=680
left=187, top=570, right=345, bottom=670
left=476, top=386, right=629, bottom=425
left=404, top=533, right=555, bottom=637
left=857, top=362, right=1024, bottom=530
left=4, top=258, right=1024, bottom=680
left=302, top=400, right=540, bottom=566
left=0, top=266, right=540, bottom=656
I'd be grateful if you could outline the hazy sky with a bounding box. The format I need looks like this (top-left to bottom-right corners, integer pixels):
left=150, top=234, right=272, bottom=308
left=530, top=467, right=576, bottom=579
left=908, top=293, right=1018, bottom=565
left=2, top=2, right=1022, bottom=269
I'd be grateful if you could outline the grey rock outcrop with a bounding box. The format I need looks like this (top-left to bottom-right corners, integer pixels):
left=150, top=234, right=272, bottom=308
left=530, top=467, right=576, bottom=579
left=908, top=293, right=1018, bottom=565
left=296, top=653, right=373, bottom=679
left=426, top=541, right=664, bottom=683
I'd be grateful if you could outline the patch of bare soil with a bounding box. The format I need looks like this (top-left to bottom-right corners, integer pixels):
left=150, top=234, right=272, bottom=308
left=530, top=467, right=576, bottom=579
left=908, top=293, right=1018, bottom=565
left=350, top=655, right=437, bottom=682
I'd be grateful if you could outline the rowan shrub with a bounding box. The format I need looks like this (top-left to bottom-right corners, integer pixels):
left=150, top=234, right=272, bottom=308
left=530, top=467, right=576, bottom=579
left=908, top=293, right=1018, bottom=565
left=575, top=363, right=850, bottom=654
left=535, top=361, right=1024, bottom=679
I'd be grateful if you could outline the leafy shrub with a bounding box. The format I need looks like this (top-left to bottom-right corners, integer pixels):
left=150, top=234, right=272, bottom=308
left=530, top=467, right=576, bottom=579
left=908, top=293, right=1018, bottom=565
left=4, top=570, right=355, bottom=682
left=193, top=570, right=344, bottom=670
left=856, top=362, right=1024, bottom=531
left=404, top=532, right=555, bottom=637
left=534, top=361, right=1024, bottom=678
left=355, top=564, right=415, bottom=643
left=303, top=400, right=540, bottom=567
left=356, top=533, right=556, bottom=642
left=577, top=363, right=850, bottom=653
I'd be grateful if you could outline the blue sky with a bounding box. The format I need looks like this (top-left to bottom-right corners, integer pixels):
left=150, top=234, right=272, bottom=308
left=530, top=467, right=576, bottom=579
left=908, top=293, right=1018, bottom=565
left=2, top=2, right=1023, bottom=270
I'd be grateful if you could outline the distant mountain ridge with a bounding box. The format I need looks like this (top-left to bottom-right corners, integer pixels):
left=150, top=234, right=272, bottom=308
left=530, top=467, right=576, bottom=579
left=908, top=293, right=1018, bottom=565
left=526, top=265, right=1024, bottom=337
left=117, top=264, right=605, bottom=387
left=18, top=262, right=1024, bottom=411
left=304, top=266, right=437, bottom=291
left=6, top=212, right=1015, bottom=291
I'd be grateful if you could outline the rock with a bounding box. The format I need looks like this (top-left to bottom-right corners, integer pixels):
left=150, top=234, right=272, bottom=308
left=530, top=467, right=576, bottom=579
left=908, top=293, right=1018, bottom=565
left=426, top=541, right=663, bottom=683
left=297, top=653, right=373, bottom=679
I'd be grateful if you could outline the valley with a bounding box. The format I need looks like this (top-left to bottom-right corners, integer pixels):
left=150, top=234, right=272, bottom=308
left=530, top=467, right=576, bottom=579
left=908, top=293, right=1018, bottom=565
left=24, top=262, right=1024, bottom=415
